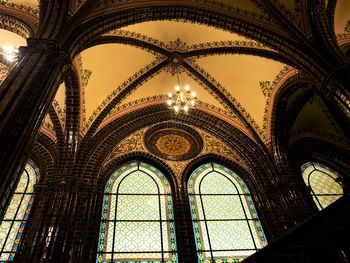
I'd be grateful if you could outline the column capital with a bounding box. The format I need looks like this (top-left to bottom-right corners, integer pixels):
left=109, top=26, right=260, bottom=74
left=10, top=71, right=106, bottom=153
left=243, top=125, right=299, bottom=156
left=18, top=38, right=69, bottom=64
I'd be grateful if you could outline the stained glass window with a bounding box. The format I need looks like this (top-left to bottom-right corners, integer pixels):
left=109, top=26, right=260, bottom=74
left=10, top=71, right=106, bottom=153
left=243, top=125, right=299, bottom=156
left=188, top=163, right=267, bottom=263
left=97, top=161, right=178, bottom=263
left=0, top=161, right=40, bottom=262
left=301, top=162, right=343, bottom=210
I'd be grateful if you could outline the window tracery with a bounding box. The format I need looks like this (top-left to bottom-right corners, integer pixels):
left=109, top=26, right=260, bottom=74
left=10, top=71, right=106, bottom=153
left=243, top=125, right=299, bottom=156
left=97, top=161, right=177, bottom=263
left=188, top=163, right=267, bottom=263
left=0, top=161, right=40, bottom=262
left=301, top=162, right=343, bottom=210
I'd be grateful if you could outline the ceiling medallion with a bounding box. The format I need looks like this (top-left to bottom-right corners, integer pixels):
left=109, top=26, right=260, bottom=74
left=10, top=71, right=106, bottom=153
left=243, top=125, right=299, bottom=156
left=144, top=123, right=203, bottom=161
left=155, top=134, right=191, bottom=157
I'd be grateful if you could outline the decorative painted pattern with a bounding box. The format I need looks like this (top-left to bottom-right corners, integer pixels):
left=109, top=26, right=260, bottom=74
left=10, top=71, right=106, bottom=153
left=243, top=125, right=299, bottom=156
left=155, top=134, right=191, bottom=157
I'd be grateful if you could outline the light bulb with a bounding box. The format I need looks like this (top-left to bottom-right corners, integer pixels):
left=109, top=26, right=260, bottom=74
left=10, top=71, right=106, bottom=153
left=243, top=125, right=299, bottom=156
left=174, top=105, right=179, bottom=112
left=175, top=85, right=180, bottom=91
left=167, top=99, right=173, bottom=106
left=185, top=85, right=190, bottom=91
left=183, top=105, right=189, bottom=112
left=167, top=92, right=173, bottom=98
left=191, top=91, right=196, bottom=97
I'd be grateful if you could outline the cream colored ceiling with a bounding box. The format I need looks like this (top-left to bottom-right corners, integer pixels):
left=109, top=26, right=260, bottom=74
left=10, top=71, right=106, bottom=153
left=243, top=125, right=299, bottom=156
left=334, top=0, right=350, bottom=35
left=2, top=1, right=338, bottom=141
left=196, top=55, right=285, bottom=127
left=79, top=19, right=289, bottom=137
left=81, top=44, right=157, bottom=120
left=119, top=70, right=225, bottom=111
left=7, top=0, right=38, bottom=10
left=0, top=29, right=26, bottom=47
left=119, top=20, right=249, bottom=44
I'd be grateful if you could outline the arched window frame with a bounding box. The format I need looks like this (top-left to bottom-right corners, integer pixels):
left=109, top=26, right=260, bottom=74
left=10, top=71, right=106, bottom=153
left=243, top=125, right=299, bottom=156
left=0, top=160, right=40, bottom=262
left=96, top=161, right=178, bottom=263
left=301, top=161, right=343, bottom=210
left=188, top=162, right=267, bottom=263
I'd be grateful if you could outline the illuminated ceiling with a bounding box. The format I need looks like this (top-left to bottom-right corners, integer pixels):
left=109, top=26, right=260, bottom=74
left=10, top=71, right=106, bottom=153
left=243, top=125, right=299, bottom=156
left=0, top=0, right=349, bottom=145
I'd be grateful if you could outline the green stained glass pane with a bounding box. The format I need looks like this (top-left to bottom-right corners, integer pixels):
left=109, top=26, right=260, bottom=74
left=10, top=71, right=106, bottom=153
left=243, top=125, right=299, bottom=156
left=114, top=222, right=161, bottom=253
left=196, top=221, right=210, bottom=251
left=301, top=162, right=343, bottom=210
left=3, top=194, right=22, bottom=220
left=314, top=195, right=342, bottom=210
left=0, top=221, right=12, bottom=249
left=309, top=171, right=342, bottom=195
left=207, top=220, right=255, bottom=251
left=117, top=195, right=160, bottom=221
left=1, top=162, right=39, bottom=261
left=201, top=172, right=236, bottom=194
left=188, top=163, right=267, bottom=262
left=212, top=250, right=256, bottom=262
left=202, top=195, right=245, bottom=219
left=113, top=252, right=163, bottom=262
left=15, top=173, right=29, bottom=193
left=106, top=221, right=114, bottom=252
left=3, top=222, right=21, bottom=251
left=118, top=171, right=158, bottom=194
left=97, top=161, right=177, bottom=263
left=15, top=194, right=31, bottom=220
left=242, top=195, right=259, bottom=219
left=248, top=220, right=267, bottom=248
left=107, top=195, right=116, bottom=221
left=0, top=253, right=10, bottom=261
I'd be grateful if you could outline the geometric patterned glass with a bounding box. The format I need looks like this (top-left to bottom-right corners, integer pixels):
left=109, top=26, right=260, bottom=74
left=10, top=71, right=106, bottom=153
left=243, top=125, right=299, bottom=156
left=0, top=161, right=40, bottom=262
left=188, top=163, right=267, bottom=263
left=96, top=161, right=178, bottom=263
left=301, top=162, right=343, bottom=210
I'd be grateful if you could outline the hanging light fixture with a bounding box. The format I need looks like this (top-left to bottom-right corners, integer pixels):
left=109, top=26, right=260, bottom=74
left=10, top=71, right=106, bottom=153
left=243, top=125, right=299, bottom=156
left=167, top=72, right=197, bottom=113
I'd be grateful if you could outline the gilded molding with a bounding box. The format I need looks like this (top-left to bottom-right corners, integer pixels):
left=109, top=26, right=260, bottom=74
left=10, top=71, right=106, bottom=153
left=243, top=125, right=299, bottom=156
left=261, top=65, right=295, bottom=138
left=0, top=13, right=31, bottom=38
left=52, top=99, right=65, bottom=130
left=105, top=126, right=249, bottom=178
left=0, top=63, right=9, bottom=85
left=1, top=1, right=39, bottom=16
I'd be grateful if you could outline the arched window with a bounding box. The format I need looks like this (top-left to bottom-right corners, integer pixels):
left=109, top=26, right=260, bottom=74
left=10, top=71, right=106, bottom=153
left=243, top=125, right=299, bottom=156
left=188, top=163, right=267, bottom=262
left=0, top=161, right=40, bottom=262
left=97, top=161, right=178, bottom=263
left=301, top=162, right=343, bottom=210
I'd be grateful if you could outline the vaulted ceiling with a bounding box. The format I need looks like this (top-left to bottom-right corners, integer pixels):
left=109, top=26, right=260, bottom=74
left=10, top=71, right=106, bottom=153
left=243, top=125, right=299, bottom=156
left=1, top=0, right=349, bottom=150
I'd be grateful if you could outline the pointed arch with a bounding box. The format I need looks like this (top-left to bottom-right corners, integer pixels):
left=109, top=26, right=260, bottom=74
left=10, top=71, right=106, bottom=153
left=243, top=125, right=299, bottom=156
left=0, top=160, right=40, bottom=262
left=188, top=162, right=267, bottom=262
left=301, top=162, right=343, bottom=210
left=96, top=161, right=178, bottom=263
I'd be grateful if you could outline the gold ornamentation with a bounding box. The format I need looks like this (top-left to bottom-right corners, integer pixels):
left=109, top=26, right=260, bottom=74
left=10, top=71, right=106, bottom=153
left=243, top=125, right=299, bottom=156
left=0, top=63, right=9, bottom=85
left=52, top=100, right=65, bottom=130
left=106, top=129, right=146, bottom=163
left=155, top=134, right=191, bottom=157
left=199, top=130, right=240, bottom=163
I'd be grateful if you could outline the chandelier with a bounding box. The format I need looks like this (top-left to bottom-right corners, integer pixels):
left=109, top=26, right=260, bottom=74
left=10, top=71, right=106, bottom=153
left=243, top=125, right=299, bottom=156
left=167, top=72, right=197, bottom=113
